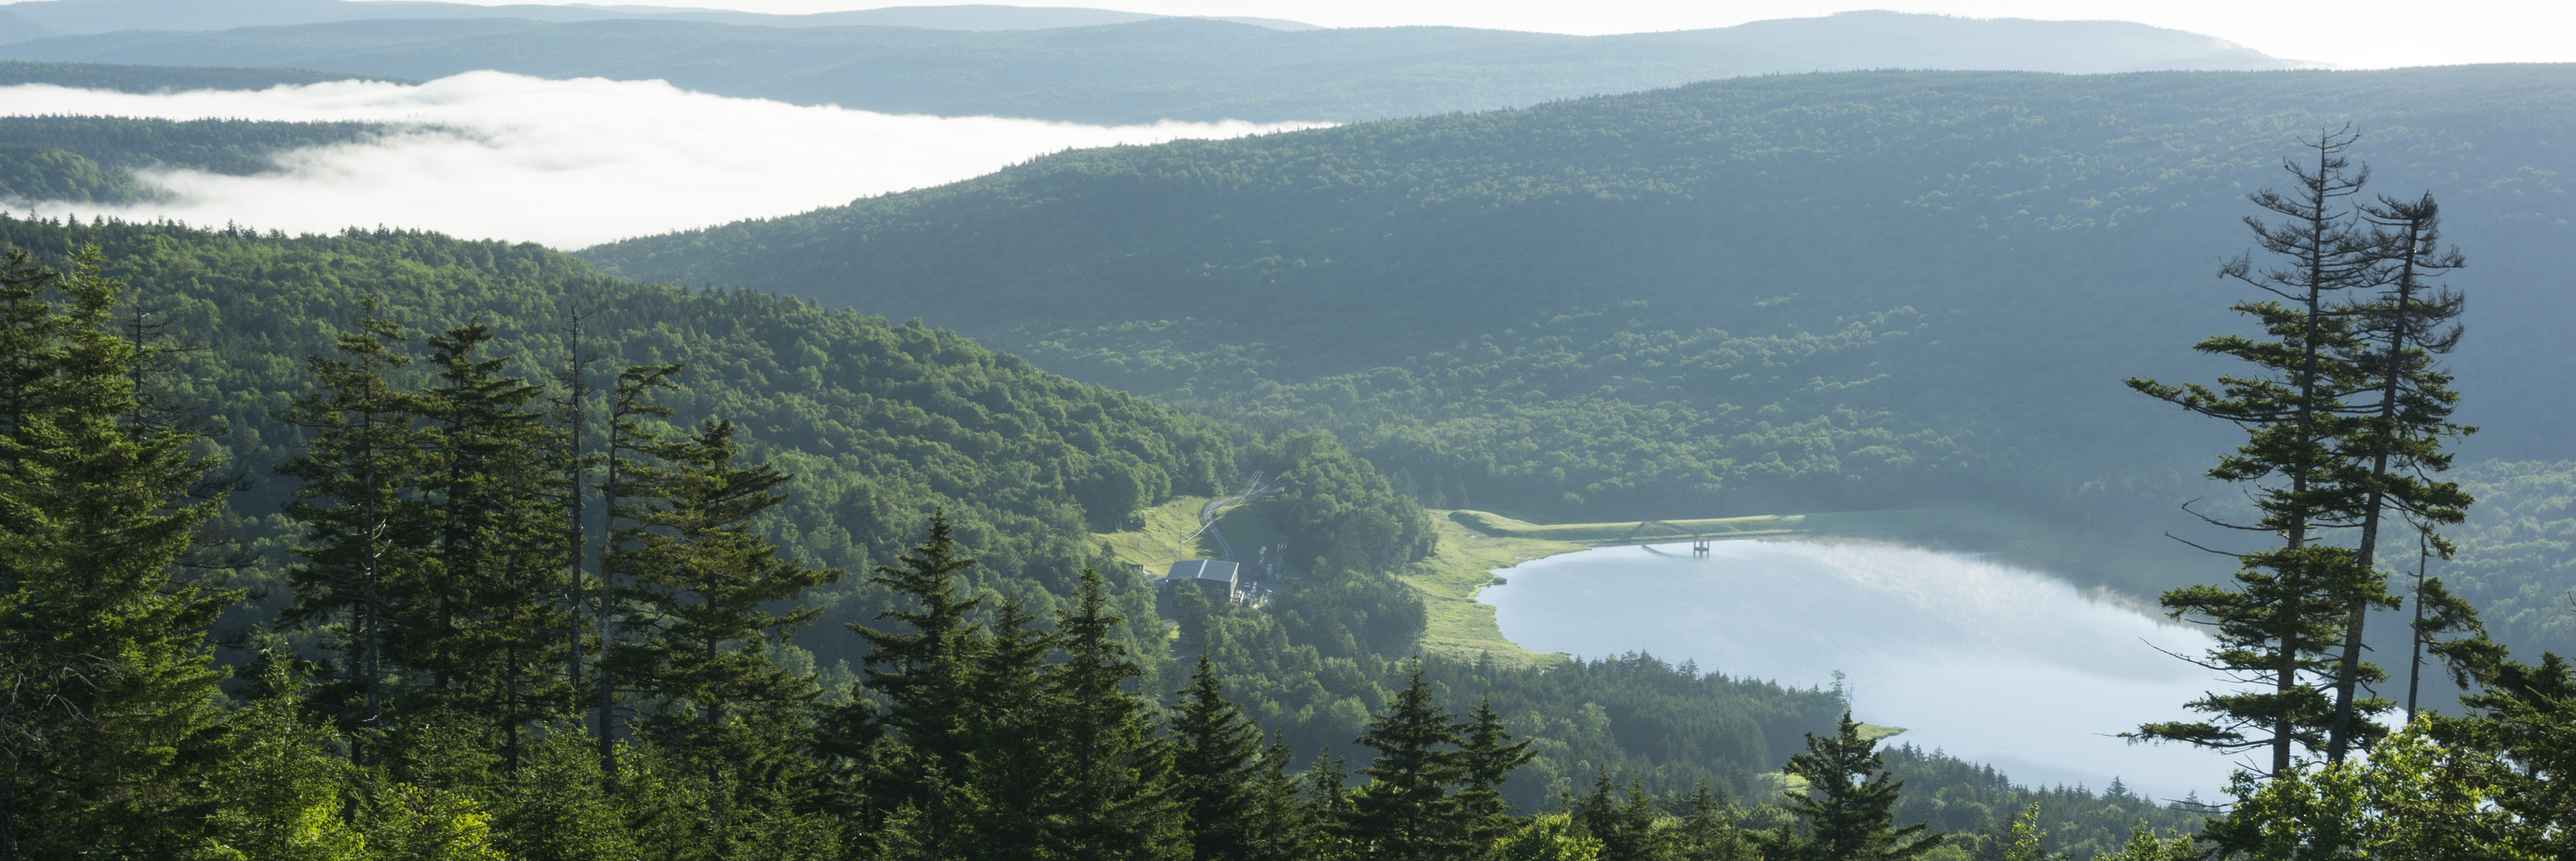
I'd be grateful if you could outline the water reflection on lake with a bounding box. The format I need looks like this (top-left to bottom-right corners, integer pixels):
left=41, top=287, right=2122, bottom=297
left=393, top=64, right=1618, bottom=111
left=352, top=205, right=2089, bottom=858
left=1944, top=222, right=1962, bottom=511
left=1479, top=539, right=2244, bottom=799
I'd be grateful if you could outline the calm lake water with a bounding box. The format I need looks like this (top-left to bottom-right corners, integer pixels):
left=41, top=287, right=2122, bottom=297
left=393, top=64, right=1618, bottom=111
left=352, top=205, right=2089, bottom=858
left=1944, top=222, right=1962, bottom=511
left=1479, top=539, right=2243, bottom=799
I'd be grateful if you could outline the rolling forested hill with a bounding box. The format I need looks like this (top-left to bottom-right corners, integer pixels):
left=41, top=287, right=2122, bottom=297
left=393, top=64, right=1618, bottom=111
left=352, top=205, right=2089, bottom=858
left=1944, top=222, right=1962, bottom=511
left=582, top=65, right=2576, bottom=643
left=0, top=12, right=2301, bottom=124
left=0, top=213, right=2211, bottom=845
left=0, top=115, right=392, bottom=203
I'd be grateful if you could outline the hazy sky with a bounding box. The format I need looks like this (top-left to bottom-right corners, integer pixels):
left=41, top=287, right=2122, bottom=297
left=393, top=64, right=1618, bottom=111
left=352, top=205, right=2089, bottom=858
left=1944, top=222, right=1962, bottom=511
left=403, top=0, right=2573, bottom=68
left=0, top=74, right=1319, bottom=247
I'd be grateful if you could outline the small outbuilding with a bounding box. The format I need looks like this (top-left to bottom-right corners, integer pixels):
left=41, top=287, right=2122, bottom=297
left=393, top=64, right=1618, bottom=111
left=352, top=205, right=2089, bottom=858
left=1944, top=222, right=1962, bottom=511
left=1165, top=559, right=1240, bottom=598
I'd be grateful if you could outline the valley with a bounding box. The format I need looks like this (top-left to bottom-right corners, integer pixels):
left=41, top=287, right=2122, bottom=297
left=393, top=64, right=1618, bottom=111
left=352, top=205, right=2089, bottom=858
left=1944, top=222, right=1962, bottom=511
left=0, top=4, right=2570, bottom=857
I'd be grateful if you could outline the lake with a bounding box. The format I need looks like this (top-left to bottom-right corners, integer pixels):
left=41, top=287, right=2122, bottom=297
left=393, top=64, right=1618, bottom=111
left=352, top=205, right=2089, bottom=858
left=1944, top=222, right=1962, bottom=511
left=1478, top=538, right=2245, bottom=799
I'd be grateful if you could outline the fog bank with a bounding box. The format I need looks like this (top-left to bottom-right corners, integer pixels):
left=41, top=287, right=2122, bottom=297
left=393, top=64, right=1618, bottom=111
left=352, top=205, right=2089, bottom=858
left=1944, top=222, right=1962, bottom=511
left=0, top=72, right=1326, bottom=248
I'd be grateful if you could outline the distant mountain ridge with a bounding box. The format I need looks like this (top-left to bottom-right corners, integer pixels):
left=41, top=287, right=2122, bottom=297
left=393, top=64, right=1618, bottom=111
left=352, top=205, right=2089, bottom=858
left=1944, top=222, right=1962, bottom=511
left=0, top=9, right=2312, bottom=123
left=0, top=0, right=1317, bottom=37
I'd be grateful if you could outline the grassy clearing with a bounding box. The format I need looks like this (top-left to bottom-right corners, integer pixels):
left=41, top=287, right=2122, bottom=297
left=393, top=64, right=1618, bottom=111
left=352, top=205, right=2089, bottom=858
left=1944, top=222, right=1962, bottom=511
left=1401, top=513, right=1587, bottom=669
left=1093, top=495, right=1218, bottom=576
left=1449, top=504, right=2210, bottom=597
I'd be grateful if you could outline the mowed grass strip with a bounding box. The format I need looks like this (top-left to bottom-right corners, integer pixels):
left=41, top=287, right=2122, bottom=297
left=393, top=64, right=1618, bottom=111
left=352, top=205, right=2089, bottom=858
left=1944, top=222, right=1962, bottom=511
left=1401, top=514, right=1586, bottom=669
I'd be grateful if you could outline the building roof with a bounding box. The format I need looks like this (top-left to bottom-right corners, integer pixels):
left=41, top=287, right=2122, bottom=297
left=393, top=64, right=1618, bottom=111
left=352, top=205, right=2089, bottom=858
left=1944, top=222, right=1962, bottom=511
left=1166, top=559, right=1240, bottom=582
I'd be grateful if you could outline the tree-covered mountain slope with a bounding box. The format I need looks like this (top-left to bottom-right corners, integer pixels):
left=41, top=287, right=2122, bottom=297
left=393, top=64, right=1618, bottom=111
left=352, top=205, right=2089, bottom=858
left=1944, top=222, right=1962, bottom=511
left=0, top=214, right=1245, bottom=687
left=0, top=115, right=392, bottom=203
left=0, top=12, right=2301, bottom=124
left=0, top=212, right=2025, bottom=818
left=580, top=66, right=2576, bottom=588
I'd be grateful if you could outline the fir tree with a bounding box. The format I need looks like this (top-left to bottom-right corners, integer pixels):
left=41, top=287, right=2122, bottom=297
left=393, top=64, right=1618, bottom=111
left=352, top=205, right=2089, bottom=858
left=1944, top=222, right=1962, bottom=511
left=2127, top=129, right=2385, bottom=776
left=1345, top=667, right=1470, bottom=861
left=1457, top=692, right=1537, bottom=849
left=1043, top=569, right=1188, bottom=861
left=1573, top=772, right=1661, bottom=861
left=592, top=361, right=677, bottom=774
left=1756, top=713, right=1939, bottom=861
left=2322, top=192, right=2474, bottom=761
left=607, top=418, right=840, bottom=854
left=838, top=511, right=989, bottom=861
left=277, top=302, right=427, bottom=750
left=411, top=321, right=572, bottom=772
left=1670, top=783, right=1750, bottom=861
left=0, top=247, right=237, bottom=859
left=201, top=655, right=365, bottom=861
left=1171, top=654, right=1304, bottom=861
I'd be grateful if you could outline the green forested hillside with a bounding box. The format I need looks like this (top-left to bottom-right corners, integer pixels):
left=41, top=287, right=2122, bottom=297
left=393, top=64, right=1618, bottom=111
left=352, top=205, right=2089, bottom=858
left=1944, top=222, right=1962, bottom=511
left=0, top=115, right=391, bottom=202
left=582, top=66, right=2576, bottom=588
left=0, top=214, right=1232, bottom=683
left=0, top=214, right=2210, bottom=855
left=0, top=12, right=2299, bottom=124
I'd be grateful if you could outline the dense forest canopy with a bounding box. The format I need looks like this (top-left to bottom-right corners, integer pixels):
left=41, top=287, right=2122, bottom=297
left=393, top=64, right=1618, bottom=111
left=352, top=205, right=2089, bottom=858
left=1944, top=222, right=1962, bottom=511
left=0, top=12, right=2301, bottom=124
left=0, top=212, right=2230, bottom=856
left=0, top=115, right=393, bottom=203
left=580, top=65, right=2576, bottom=591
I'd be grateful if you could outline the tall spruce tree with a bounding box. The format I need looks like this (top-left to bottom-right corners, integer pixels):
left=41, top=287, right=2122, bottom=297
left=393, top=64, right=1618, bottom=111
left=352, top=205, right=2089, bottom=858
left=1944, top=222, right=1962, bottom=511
left=2320, top=193, right=2475, bottom=761
left=1043, top=569, right=1188, bottom=861
left=1171, top=654, right=1304, bottom=861
left=411, top=321, right=573, bottom=771
left=277, top=302, right=427, bottom=751
left=839, top=511, right=990, bottom=861
left=0, top=247, right=237, bottom=859
left=2127, top=129, right=2383, bottom=776
left=1756, top=713, right=1939, bottom=861
left=593, top=361, right=678, bottom=774
left=1573, top=772, right=1662, bottom=861
left=1457, top=692, right=1536, bottom=849
left=1344, top=667, right=1471, bottom=861
left=607, top=418, right=841, bottom=854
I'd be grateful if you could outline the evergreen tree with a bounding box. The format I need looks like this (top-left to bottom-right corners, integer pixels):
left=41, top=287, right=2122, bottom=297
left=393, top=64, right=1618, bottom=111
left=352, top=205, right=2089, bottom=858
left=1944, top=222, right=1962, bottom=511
left=411, top=321, right=572, bottom=771
left=966, top=597, right=1052, bottom=859
left=2322, top=192, right=2474, bottom=761
left=1573, top=772, right=1662, bottom=861
left=277, top=302, right=427, bottom=750
left=607, top=418, right=841, bottom=853
left=2126, top=129, right=2384, bottom=776
left=1345, top=667, right=1470, bottom=861
left=1043, top=569, right=1188, bottom=861
left=1756, top=713, right=1939, bottom=861
left=838, top=511, right=990, bottom=860
left=1669, top=783, right=1750, bottom=861
left=592, top=361, right=678, bottom=774
left=1457, top=692, right=1537, bottom=849
left=201, top=656, right=365, bottom=861
left=491, top=723, right=637, bottom=861
left=0, top=247, right=237, bottom=860
left=1171, top=654, right=1303, bottom=861
left=1302, top=752, right=1359, bottom=860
